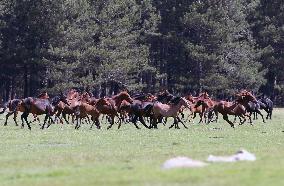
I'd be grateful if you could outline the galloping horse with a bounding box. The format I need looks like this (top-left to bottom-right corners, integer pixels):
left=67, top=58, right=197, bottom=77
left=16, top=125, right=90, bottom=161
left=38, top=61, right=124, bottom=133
left=152, top=97, right=191, bottom=129
left=259, top=97, right=273, bottom=119
left=74, top=102, right=101, bottom=130
left=186, top=92, right=216, bottom=123
left=0, top=92, right=51, bottom=126
left=209, top=90, right=257, bottom=128
left=95, top=91, right=133, bottom=129
left=20, top=94, right=68, bottom=130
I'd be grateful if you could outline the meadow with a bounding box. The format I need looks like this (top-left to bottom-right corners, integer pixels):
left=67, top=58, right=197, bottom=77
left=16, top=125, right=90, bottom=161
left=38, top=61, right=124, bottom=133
left=0, top=109, right=283, bottom=186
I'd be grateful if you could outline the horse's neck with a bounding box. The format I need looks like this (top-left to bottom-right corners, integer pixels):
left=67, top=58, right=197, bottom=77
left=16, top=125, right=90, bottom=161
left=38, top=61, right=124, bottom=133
left=168, top=101, right=183, bottom=111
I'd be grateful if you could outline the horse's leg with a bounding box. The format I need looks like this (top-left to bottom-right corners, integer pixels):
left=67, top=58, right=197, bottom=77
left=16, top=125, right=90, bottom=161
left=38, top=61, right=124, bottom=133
left=174, top=117, right=180, bottom=129
left=90, top=117, right=100, bottom=130
left=22, top=112, right=31, bottom=130
left=116, top=113, right=123, bottom=129
left=177, top=116, right=188, bottom=129
left=163, top=117, right=167, bottom=126
left=56, top=110, right=64, bottom=124
left=75, top=116, right=80, bottom=130
left=20, top=112, right=25, bottom=128
left=95, top=118, right=101, bottom=129
left=132, top=115, right=140, bottom=129
left=169, top=122, right=175, bottom=129
left=239, top=115, right=247, bottom=125
left=4, top=112, right=13, bottom=126
left=223, top=114, right=234, bottom=128
left=13, top=112, right=18, bottom=126
left=180, top=112, right=185, bottom=119
left=256, top=110, right=265, bottom=123
left=42, top=114, right=50, bottom=129
left=152, top=117, right=158, bottom=129
left=214, top=111, right=219, bottom=123
left=198, top=113, right=203, bottom=123
left=46, top=115, right=55, bottom=128
left=169, top=117, right=176, bottom=129
left=233, top=115, right=237, bottom=123
left=139, top=116, right=149, bottom=129
left=90, top=116, right=95, bottom=130
left=62, top=113, right=69, bottom=124
left=254, top=111, right=258, bottom=120
left=107, top=115, right=115, bottom=130
left=264, top=108, right=269, bottom=119
left=269, top=109, right=273, bottom=120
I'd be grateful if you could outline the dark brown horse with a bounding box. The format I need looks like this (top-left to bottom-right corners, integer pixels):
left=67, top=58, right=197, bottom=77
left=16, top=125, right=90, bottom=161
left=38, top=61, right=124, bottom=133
left=20, top=94, right=68, bottom=130
left=0, top=92, right=51, bottom=126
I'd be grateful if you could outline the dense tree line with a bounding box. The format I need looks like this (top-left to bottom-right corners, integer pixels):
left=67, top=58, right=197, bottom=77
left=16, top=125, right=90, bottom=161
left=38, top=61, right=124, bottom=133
left=0, top=0, right=283, bottom=105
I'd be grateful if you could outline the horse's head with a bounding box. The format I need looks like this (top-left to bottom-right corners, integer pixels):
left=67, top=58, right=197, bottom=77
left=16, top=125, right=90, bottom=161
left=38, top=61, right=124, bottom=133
left=80, top=92, right=91, bottom=103
left=115, top=91, right=133, bottom=104
left=38, top=91, right=49, bottom=99
left=236, top=90, right=257, bottom=103
left=187, top=95, right=195, bottom=103
left=146, top=93, right=156, bottom=102
left=67, top=89, right=79, bottom=100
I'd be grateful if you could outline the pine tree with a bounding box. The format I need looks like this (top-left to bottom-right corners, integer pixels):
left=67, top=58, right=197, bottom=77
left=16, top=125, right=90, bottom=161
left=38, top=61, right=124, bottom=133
left=182, top=0, right=265, bottom=95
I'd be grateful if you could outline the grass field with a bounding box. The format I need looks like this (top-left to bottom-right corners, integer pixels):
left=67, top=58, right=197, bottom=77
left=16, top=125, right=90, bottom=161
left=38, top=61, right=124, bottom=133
left=0, top=109, right=283, bottom=186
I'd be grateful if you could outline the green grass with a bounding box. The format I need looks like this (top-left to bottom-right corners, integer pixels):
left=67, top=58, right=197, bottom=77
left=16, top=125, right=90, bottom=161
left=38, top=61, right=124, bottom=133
left=0, top=109, right=284, bottom=186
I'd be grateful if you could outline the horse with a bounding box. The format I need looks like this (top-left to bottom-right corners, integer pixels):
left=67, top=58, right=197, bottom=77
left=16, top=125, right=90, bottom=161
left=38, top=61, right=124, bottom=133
left=208, top=90, right=257, bottom=128
left=151, top=97, right=191, bottom=129
left=95, top=91, right=133, bottom=129
left=0, top=91, right=51, bottom=126
left=234, top=100, right=266, bottom=123
left=259, top=97, right=273, bottom=119
left=73, top=102, right=101, bottom=130
left=186, top=93, right=216, bottom=124
left=119, top=99, right=152, bottom=129
left=0, top=99, right=23, bottom=126
left=20, top=94, right=69, bottom=130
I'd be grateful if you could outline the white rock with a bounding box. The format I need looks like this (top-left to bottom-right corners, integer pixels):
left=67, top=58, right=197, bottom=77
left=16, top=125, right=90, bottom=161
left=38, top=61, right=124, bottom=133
left=162, top=156, right=208, bottom=169
left=207, top=149, right=256, bottom=163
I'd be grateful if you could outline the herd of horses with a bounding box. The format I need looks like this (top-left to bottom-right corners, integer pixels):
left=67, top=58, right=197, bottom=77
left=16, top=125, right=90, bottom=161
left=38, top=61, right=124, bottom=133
left=0, top=89, right=274, bottom=130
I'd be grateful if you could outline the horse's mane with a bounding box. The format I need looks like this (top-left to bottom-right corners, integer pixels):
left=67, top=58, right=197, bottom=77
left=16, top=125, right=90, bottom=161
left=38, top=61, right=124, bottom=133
left=169, top=97, right=181, bottom=105
left=113, top=91, right=130, bottom=99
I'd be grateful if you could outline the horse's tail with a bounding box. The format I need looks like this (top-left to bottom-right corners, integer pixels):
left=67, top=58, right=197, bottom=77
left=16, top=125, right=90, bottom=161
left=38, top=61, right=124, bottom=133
left=0, top=99, right=13, bottom=114
left=0, top=103, right=8, bottom=114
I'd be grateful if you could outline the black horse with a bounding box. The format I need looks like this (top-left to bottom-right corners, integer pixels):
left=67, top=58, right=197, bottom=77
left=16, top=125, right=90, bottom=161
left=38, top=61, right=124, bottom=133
left=259, top=97, right=273, bottom=120
left=120, top=100, right=152, bottom=129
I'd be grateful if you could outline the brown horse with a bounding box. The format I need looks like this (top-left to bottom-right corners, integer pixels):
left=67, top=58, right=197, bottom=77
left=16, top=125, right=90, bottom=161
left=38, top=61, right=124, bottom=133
left=152, top=97, right=191, bottom=129
left=96, top=91, right=133, bottom=129
left=186, top=93, right=208, bottom=123
left=209, top=90, right=257, bottom=128
left=20, top=94, right=68, bottom=130
left=74, top=102, right=101, bottom=130
left=0, top=92, right=51, bottom=126
left=52, top=90, right=82, bottom=124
